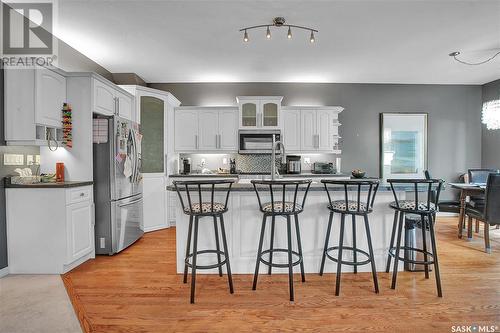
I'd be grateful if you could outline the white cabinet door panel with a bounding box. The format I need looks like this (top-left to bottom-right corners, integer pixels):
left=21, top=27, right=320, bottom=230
left=300, top=109, right=316, bottom=151
left=218, top=109, right=238, bottom=151
left=198, top=110, right=219, bottom=150
left=283, top=109, right=301, bottom=151
left=35, top=68, right=66, bottom=128
left=174, top=110, right=199, bottom=151
left=143, top=175, right=168, bottom=232
left=93, top=79, right=115, bottom=115
left=116, top=91, right=133, bottom=121
left=317, top=110, right=331, bottom=151
left=66, top=201, right=93, bottom=264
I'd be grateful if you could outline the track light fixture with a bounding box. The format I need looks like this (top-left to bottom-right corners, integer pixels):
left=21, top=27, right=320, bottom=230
left=449, top=50, right=500, bottom=65
left=240, top=17, right=318, bottom=43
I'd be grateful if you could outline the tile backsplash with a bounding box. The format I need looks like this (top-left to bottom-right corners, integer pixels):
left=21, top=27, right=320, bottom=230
left=179, top=153, right=339, bottom=174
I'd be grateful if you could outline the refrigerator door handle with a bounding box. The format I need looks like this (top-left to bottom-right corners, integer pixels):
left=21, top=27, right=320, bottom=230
left=118, top=196, right=143, bottom=207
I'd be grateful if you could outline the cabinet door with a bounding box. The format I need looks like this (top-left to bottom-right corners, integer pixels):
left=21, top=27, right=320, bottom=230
left=116, top=91, right=133, bottom=121
left=300, top=109, right=317, bottom=151
left=262, top=102, right=279, bottom=127
left=66, top=201, right=93, bottom=264
left=218, top=109, right=238, bottom=151
left=198, top=110, right=219, bottom=150
left=143, top=175, right=167, bottom=232
left=283, top=109, right=301, bottom=151
left=35, top=68, right=66, bottom=128
left=317, top=110, right=331, bottom=151
left=93, top=79, right=116, bottom=115
left=174, top=110, right=199, bottom=151
left=240, top=102, right=258, bottom=127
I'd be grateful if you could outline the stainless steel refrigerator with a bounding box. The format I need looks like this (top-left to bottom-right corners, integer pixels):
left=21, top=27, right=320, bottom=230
left=93, top=115, right=144, bottom=255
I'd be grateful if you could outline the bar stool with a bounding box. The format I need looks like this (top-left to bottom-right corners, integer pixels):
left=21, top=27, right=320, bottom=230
left=386, top=178, right=444, bottom=297
left=173, top=179, right=235, bottom=303
left=251, top=179, right=312, bottom=302
left=320, top=179, right=380, bottom=296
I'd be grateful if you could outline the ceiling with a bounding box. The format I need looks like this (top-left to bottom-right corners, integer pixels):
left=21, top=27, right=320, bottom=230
left=56, top=0, right=500, bottom=84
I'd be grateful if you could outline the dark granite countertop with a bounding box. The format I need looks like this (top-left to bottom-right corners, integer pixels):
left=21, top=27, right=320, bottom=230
left=5, top=180, right=94, bottom=188
left=169, top=173, right=239, bottom=178
left=168, top=173, right=347, bottom=178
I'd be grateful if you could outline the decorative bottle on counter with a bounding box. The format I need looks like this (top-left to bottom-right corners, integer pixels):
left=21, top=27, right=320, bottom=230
left=56, top=162, right=65, bottom=182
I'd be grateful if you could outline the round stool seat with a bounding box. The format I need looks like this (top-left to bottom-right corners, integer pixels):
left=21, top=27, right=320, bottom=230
left=389, top=200, right=436, bottom=212
left=328, top=200, right=368, bottom=213
left=262, top=201, right=302, bottom=213
left=184, top=202, right=226, bottom=214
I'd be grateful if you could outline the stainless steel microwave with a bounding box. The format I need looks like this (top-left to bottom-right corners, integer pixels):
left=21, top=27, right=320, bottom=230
left=238, top=130, right=281, bottom=154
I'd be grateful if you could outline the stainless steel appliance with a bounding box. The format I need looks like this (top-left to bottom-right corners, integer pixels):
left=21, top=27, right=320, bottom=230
left=312, top=162, right=335, bottom=174
left=286, top=155, right=301, bottom=174
left=93, top=115, right=143, bottom=255
left=239, top=130, right=281, bottom=154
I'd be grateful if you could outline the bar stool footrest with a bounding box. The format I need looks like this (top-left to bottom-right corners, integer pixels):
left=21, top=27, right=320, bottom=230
left=325, top=246, right=372, bottom=266
left=388, top=246, right=434, bottom=265
left=259, top=248, right=303, bottom=268
left=185, top=250, right=228, bottom=269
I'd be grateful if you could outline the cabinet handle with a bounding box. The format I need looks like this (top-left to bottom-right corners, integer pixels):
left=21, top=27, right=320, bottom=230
left=115, top=97, right=119, bottom=115
left=219, top=134, right=222, bottom=149
left=195, top=135, right=198, bottom=150
left=215, top=134, right=219, bottom=149
left=260, top=113, right=263, bottom=127
left=80, top=192, right=85, bottom=197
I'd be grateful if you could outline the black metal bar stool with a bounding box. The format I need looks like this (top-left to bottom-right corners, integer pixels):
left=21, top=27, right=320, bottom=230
left=386, top=178, right=444, bottom=297
left=320, top=179, right=380, bottom=296
left=173, top=179, right=235, bottom=303
left=251, top=179, right=312, bottom=302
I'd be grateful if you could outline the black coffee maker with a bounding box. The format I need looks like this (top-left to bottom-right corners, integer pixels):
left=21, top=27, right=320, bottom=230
left=182, top=158, right=191, bottom=174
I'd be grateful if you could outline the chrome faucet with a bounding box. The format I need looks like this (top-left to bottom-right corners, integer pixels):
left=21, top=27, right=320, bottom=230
left=271, top=134, right=286, bottom=181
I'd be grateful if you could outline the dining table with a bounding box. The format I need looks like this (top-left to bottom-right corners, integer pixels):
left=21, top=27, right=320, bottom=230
left=448, top=183, right=486, bottom=239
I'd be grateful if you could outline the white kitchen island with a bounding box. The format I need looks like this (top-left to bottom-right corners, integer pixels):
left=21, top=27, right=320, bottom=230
left=169, top=179, right=406, bottom=274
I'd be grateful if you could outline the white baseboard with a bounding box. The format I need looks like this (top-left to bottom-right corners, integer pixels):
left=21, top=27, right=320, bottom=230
left=0, top=266, right=9, bottom=278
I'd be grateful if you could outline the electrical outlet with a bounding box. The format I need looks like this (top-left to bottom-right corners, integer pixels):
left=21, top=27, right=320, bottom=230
left=26, top=155, right=34, bottom=165
left=35, top=155, right=40, bottom=165
left=4, top=154, right=24, bottom=166
left=222, top=158, right=228, bottom=165
left=304, top=157, right=311, bottom=164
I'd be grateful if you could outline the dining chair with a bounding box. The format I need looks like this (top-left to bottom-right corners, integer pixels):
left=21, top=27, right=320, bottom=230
left=424, top=170, right=461, bottom=214
left=467, top=169, right=499, bottom=233
left=465, top=173, right=500, bottom=253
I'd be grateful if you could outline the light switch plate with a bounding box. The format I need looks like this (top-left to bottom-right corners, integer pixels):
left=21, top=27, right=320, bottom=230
left=4, top=154, right=24, bottom=166
left=35, top=155, right=40, bottom=165
left=26, top=155, right=34, bottom=165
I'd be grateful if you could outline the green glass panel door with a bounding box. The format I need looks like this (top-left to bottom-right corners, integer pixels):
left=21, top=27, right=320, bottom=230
left=140, top=96, right=164, bottom=173
left=263, top=103, right=278, bottom=126
left=242, top=103, right=257, bottom=126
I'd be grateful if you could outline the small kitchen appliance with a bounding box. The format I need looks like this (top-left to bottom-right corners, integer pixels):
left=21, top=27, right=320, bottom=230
left=286, top=155, right=301, bottom=174
left=182, top=158, right=191, bottom=174
left=312, top=162, right=335, bottom=174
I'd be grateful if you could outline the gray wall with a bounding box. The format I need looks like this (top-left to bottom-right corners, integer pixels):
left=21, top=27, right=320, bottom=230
left=150, top=82, right=483, bottom=193
left=481, top=79, right=500, bottom=169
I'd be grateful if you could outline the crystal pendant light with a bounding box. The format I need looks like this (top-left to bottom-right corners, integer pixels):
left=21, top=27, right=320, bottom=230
left=482, top=99, right=500, bottom=130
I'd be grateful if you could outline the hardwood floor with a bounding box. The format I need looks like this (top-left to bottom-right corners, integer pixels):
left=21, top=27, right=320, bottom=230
left=63, top=217, right=500, bottom=333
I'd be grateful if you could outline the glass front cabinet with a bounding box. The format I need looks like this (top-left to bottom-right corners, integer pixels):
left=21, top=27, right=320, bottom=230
left=237, top=96, right=282, bottom=129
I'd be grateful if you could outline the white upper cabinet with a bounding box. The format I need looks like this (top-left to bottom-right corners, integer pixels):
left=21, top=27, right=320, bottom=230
left=237, top=96, right=282, bottom=129
left=93, top=79, right=116, bottom=116
left=218, top=109, right=238, bottom=150
left=35, top=68, right=66, bottom=128
left=174, top=107, right=238, bottom=152
left=175, top=109, right=199, bottom=151
left=116, top=91, right=133, bottom=120
left=4, top=66, right=66, bottom=145
left=93, top=78, right=135, bottom=121
left=283, top=107, right=343, bottom=153
left=282, top=108, right=301, bottom=151
left=198, top=110, right=219, bottom=150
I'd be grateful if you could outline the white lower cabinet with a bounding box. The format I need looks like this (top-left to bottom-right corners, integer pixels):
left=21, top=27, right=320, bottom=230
left=143, top=175, right=168, bottom=232
left=66, top=201, right=94, bottom=264
left=6, top=185, right=95, bottom=274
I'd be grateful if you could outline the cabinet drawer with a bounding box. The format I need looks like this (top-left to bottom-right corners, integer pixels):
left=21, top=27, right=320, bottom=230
left=66, top=186, right=92, bottom=205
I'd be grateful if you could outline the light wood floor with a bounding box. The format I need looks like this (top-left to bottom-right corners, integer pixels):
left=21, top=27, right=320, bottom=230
left=63, top=217, right=500, bottom=333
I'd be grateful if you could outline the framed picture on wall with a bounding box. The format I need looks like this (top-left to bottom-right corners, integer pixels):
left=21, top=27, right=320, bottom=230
left=379, top=113, right=428, bottom=180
